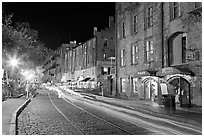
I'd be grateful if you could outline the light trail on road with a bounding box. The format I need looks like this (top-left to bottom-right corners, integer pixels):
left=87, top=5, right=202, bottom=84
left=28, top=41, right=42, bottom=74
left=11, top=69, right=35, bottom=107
left=48, top=91, right=134, bottom=135
left=50, top=88, right=201, bottom=135
left=77, top=96, right=202, bottom=135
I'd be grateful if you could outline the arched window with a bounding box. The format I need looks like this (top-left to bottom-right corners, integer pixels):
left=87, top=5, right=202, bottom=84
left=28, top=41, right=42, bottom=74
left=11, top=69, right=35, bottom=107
left=168, top=32, right=187, bottom=66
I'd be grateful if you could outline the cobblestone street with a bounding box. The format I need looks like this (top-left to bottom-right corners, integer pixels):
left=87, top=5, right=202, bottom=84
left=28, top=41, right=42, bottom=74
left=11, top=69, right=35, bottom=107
left=17, top=89, right=202, bottom=135
left=18, top=89, right=155, bottom=135
left=17, top=91, right=82, bottom=135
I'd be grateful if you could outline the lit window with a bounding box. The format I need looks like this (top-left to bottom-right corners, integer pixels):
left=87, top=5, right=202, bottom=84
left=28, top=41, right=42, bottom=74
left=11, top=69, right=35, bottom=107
left=131, top=44, right=139, bottom=64
left=121, top=49, right=125, bottom=66
left=121, top=78, right=126, bottom=93
left=103, top=53, right=107, bottom=59
left=145, top=41, right=154, bottom=62
left=171, top=2, right=181, bottom=19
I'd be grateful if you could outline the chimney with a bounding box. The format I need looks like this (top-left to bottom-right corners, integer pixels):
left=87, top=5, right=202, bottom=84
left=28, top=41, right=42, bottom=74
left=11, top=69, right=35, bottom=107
left=109, top=16, right=114, bottom=28
left=93, top=27, right=97, bottom=36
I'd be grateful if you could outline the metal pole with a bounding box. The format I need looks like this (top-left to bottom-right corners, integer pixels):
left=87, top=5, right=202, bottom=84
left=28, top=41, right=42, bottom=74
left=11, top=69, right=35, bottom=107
left=6, top=70, right=9, bottom=84
left=102, top=85, right=103, bottom=97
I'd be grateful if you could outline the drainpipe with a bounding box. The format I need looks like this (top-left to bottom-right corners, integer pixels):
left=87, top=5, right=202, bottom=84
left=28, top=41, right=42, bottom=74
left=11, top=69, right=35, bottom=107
left=158, top=2, right=164, bottom=105
left=115, top=3, right=119, bottom=97
left=161, top=2, right=164, bottom=68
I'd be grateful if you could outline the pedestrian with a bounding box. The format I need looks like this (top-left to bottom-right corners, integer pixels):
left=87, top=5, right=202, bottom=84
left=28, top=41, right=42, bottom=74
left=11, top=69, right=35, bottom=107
left=100, top=83, right=103, bottom=97
left=25, top=82, right=31, bottom=99
left=175, top=87, right=180, bottom=103
left=8, top=81, right=14, bottom=97
left=31, top=83, right=36, bottom=96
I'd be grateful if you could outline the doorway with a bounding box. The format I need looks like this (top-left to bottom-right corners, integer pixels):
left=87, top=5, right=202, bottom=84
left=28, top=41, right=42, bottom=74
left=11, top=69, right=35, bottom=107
left=168, top=76, right=191, bottom=107
left=143, top=78, right=158, bottom=101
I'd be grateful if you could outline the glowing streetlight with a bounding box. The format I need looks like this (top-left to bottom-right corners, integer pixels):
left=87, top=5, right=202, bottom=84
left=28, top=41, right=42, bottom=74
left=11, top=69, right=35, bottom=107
left=21, top=69, right=35, bottom=82
left=8, top=55, right=21, bottom=70
left=9, top=58, right=19, bottom=67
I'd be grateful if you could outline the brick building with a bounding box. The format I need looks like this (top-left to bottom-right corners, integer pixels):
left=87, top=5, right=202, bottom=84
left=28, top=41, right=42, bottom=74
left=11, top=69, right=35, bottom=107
left=115, top=2, right=202, bottom=106
left=43, top=16, right=116, bottom=96
left=62, top=17, right=115, bottom=96
left=42, top=51, right=56, bottom=83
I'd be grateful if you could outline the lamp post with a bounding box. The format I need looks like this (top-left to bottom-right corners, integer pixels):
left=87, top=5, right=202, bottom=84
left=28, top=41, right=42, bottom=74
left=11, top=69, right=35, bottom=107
left=5, top=55, right=21, bottom=97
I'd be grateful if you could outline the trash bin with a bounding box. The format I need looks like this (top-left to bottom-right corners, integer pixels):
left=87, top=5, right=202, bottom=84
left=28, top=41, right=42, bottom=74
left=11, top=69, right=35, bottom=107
left=169, top=94, right=176, bottom=109
left=163, top=94, right=176, bottom=109
left=163, top=95, right=170, bottom=108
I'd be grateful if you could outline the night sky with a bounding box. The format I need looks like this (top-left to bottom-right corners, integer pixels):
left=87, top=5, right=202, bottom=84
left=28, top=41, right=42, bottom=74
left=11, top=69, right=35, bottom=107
left=2, top=2, right=115, bottom=50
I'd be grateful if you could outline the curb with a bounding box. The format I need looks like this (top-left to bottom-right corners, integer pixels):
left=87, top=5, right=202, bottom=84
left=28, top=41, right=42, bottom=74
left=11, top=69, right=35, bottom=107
left=9, top=98, right=31, bottom=135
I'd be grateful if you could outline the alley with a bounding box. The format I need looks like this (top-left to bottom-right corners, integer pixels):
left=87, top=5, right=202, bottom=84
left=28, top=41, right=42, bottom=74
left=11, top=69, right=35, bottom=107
left=17, top=89, right=202, bottom=135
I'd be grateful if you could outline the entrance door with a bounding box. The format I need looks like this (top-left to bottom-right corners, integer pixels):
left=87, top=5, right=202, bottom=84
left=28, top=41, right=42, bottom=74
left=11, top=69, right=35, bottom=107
left=169, top=77, right=191, bottom=107
left=144, top=79, right=158, bottom=101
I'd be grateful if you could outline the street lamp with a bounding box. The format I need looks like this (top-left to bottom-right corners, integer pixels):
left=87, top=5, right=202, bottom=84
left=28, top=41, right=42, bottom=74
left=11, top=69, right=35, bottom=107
left=4, top=54, right=21, bottom=97
left=8, top=56, right=20, bottom=69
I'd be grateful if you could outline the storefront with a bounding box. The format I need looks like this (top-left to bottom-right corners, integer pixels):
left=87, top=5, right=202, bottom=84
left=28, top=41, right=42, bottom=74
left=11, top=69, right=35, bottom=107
left=157, top=67, right=193, bottom=107
left=133, top=70, right=162, bottom=102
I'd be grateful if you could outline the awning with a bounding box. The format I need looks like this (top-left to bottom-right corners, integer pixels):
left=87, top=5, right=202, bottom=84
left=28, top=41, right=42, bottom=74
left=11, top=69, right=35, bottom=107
left=79, top=77, right=91, bottom=82
left=134, top=70, right=157, bottom=78
left=156, top=67, right=193, bottom=77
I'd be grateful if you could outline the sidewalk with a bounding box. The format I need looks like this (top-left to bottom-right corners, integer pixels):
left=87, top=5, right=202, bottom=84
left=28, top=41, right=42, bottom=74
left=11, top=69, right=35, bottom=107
left=2, top=95, right=27, bottom=135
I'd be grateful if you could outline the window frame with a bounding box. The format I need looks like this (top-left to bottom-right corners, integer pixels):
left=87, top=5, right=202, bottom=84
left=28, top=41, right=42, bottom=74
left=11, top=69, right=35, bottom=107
left=145, top=41, right=154, bottom=62
left=146, top=6, right=153, bottom=28
left=132, top=77, right=138, bottom=94
left=104, top=39, right=108, bottom=47
left=120, top=49, right=125, bottom=67
left=195, top=2, right=202, bottom=9
left=133, top=14, right=138, bottom=33
left=120, top=78, right=126, bottom=93
left=170, top=2, right=181, bottom=20
left=122, top=21, right=126, bottom=38
left=131, top=44, right=139, bottom=65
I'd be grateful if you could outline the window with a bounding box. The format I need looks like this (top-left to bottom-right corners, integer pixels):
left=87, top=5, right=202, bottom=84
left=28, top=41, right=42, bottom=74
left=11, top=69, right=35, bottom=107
left=171, top=2, right=181, bottom=20
left=101, top=67, right=110, bottom=75
left=103, top=53, right=107, bottom=59
left=131, top=44, right=139, bottom=64
left=84, top=45, right=87, bottom=68
left=104, top=39, right=108, bottom=47
left=133, top=15, right=138, bottom=33
left=168, top=33, right=189, bottom=66
left=65, top=53, right=68, bottom=73
left=122, top=22, right=126, bottom=38
left=146, top=7, right=153, bottom=28
left=121, top=78, right=126, bottom=93
left=194, top=50, right=200, bottom=61
left=121, top=49, right=125, bottom=66
left=182, top=34, right=187, bottom=63
left=195, top=2, right=202, bottom=9
left=132, top=78, right=138, bottom=94
left=145, top=41, right=154, bottom=62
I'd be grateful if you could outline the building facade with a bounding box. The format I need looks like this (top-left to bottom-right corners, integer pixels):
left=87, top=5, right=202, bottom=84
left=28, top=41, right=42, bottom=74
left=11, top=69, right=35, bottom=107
left=115, top=2, right=202, bottom=106
left=43, top=16, right=116, bottom=96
